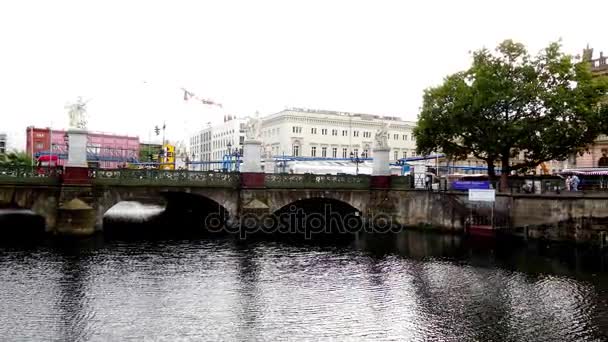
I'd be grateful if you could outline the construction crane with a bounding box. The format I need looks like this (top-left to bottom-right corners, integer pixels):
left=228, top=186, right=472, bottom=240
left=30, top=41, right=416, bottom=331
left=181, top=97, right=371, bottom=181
left=181, top=88, right=223, bottom=108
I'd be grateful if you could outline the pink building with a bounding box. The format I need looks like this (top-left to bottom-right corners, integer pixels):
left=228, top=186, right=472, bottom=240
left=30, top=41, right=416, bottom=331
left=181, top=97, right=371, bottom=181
left=26, top=127, right=140, bottom=169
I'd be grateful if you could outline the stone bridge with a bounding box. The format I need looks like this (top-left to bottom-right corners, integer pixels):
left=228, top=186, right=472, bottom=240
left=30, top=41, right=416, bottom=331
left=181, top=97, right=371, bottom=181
left=0, top=167, right=435, bottom=235
left=4, top=167, right=608, bottom=244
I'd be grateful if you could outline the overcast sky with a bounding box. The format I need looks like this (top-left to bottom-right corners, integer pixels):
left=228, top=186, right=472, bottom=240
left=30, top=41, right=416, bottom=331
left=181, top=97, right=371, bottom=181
left=1, top=0, right=607, bottom=150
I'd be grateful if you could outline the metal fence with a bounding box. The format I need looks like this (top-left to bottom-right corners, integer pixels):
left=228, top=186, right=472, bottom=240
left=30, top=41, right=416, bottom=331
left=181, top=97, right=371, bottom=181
left=89, top=168, right=240, bottom=188
left=265, top=173, right=371, bottom=189
left=0, top=165, right=62, bottom=178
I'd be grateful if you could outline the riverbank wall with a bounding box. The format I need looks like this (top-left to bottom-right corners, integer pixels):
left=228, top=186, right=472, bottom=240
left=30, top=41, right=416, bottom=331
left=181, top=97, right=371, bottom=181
left=391, top=191, right=608, bottom=245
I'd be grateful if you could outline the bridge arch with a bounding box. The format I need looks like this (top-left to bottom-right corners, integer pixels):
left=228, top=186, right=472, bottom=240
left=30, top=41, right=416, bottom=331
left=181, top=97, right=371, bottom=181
left=266, top=190, right=368, bottom=215
left=271, top=196, right=364, bottom=236
left=96, top=187, right=236, bottom=233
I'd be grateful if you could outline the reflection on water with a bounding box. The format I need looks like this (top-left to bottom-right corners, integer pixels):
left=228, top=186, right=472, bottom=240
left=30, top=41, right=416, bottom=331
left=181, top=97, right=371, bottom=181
left=0, top=231, right=607, bottom=341
left=104, top=202, right=165, bottom=222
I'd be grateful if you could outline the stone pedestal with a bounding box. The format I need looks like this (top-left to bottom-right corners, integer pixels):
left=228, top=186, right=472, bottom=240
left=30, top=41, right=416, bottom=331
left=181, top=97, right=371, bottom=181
left=242, top=139, right=262, bottom=173
left=66, top=129, right=88, bottom=167
left=372, top=148, right=391, bottom=176
left=63, top=129, right=91, bottom=184
left=241, top=173, right=265, bottom=188
left=55, top=198, right=96, bottom=236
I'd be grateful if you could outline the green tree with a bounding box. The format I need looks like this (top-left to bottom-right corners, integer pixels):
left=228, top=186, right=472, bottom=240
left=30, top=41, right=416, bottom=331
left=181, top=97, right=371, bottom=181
left=0, top=150, right=34, bottom=167
left=414, top=40, right=608, bottom=190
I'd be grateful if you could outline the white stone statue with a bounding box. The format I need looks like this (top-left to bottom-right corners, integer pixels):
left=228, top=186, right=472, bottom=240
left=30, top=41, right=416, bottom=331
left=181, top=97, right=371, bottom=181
left=245, top=116, right=261, bottom=140
left=374, top=122, right=390, bottom=149
left=65, top=97, right=89, bottom=130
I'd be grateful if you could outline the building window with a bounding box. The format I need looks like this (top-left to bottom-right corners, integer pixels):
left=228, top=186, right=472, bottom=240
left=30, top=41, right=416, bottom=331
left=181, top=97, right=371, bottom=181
left=394, top=134, right=399, bottom=140
left=363, top=149, right=368, bottom=158
left=353, top=131, right=359, bottom=137
left=35, top=133, right=44, bottom=138
left=322, top=129, right=327, bottom=135
left=363, top=131, right=371, bottom=138
left=292, top=126, right=302, bottom=134
left=332, top=147, right=337, bottom=158
left=311, top=146, right=316, bottom=157
left=35, top=143, right=44, bottom=149
left=353, top=148, right=359, bottom=156
left=321, top=147, right=327, bottom=157
left=342, top=148, right=347, bottom=158
left=411, top=151, right=417, bottom=157
left=311, top=128, right=317, bottom=134
left=342, top=130, right=348, bottom=136
left=403, top=134, right=407, bottom=141
left=394, top=151, right=398, bottom=160
left=332, top=129, right=338, bottom=136
left=293, top=145, right=300, bottom=156
left=403, top=151, right=407, bottom=159
left=411, top=135, right=415, bottom=141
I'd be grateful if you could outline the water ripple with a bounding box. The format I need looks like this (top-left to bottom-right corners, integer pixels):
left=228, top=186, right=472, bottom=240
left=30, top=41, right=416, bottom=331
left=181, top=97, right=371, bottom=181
left=0, top=233, right=607, bottom=341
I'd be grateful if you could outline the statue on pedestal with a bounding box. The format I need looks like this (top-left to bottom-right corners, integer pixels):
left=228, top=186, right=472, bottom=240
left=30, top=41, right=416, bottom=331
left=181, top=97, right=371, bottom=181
left=374, top=122, right=390, bottom=149
left=245, top=115, right=261, bottom=141
left=65, top=97, right=89, bottom=130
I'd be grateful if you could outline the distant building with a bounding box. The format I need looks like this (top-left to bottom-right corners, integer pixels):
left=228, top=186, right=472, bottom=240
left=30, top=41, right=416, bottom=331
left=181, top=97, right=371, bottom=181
left=260, top=108, right=417, bottom=161
left=188, top=109, right=416, bottom=172
left=26, top=126, right=140, bottom=169
left=189, top=116, right=247, bottom=171
left=582, top=45, right=608, bottom=78
left=573, top=46, right=608, bottom=168
left=0, top=133, right=6, bottom=155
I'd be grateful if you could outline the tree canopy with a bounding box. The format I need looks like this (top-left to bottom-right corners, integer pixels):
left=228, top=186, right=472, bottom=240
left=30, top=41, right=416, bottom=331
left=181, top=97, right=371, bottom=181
left=0, top=150, right=33, bottom=167
left=414, top=40, right=608, bottom=187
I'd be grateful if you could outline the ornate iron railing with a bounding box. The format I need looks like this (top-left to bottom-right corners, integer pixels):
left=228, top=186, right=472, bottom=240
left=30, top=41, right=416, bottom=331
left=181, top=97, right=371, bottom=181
left=89, top=168, right=240, bottom=188
left=0, top=165, right=63, bottom=177
left=265, top=173, right=370, bottom=189
left=390, top=175, right=412, bottom=189
left=0, top=165, right=62, bottom=184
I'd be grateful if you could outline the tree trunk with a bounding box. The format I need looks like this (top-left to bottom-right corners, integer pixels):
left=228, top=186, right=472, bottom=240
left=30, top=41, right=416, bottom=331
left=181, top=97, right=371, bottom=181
left=499, top=156, right=510, bottom=192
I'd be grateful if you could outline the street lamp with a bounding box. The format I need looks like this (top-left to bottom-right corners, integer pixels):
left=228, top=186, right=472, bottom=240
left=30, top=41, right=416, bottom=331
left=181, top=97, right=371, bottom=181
left=350, top=151, right=362, bottom=175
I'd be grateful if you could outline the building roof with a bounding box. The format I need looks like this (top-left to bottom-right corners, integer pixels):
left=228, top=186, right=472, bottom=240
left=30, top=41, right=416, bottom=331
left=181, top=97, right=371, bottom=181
left=266, top=107, right=415, bottom=125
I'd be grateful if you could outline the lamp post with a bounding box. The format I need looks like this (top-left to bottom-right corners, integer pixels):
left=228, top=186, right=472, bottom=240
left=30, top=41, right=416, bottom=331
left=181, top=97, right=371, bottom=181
left=350, top=151, right=362, bottom=175
left=232, top=148, right=241, bottom=172
left=227, top=142, right=232, bottom=172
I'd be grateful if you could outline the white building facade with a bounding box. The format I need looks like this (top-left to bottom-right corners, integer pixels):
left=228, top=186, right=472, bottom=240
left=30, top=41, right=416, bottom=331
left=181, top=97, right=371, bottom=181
left=259, top=108, right=416, bottom=161
left=189, top=117, right=247, bottom=170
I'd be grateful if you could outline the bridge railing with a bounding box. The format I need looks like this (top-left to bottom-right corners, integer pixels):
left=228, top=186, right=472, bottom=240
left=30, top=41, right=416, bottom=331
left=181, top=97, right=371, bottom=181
left=390, top=175, right=412, bottom=189
left=89, top=168, right=240, bottom=188
left=0, top=165, right=62, bottom=184
left=265, top=173, right=371, bottom=189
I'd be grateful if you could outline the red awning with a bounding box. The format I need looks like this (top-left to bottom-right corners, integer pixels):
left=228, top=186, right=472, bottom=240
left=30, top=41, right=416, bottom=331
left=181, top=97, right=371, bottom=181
left=37, top=155, right=59, bottom=162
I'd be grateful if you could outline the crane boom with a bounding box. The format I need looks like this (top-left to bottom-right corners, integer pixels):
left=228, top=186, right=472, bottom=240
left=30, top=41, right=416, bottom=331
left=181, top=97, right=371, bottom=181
left=181, top=88, right=223, bottom=108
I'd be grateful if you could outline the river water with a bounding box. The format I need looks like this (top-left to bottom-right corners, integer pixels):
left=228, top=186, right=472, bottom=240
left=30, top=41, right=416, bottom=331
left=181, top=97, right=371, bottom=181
left=1, top=230, right=608, bottom=341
